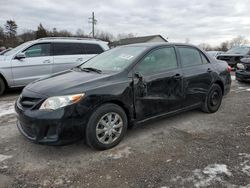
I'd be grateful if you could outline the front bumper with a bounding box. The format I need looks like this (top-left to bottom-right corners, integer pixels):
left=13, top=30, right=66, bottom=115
left=15, top=102, right=87, bottom=145
left=236, top=70, right=250, bottom=82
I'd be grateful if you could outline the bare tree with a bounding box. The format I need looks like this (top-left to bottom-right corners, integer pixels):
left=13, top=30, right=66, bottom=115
left=19, top=30, right=36, bottom=43
left=198, top=43, right=212, bottom=51
left=117, top=33, right=135, bottom=40
left=229, top=35, right=249, bottom=48
left=95, top=30, right=114, bottom=42
left=75, top=29, right=85, bottom=37
left=219, top=41, right=230, bottom=51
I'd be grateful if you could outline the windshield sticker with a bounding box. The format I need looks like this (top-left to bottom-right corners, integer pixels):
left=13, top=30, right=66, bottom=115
left=119, top=54, right=134, bottom=60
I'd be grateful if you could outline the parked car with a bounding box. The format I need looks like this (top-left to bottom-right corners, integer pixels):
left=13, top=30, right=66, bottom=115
left=0, top=37, right=109, bottom=95
left=0, top=46, right=6, bottom=52
left=236, top=57, right=250, bottom=82
left=15, top=43, right=231, bottom=150
left=0, top=48, right=12, bottom=55
left=217, top=45, right=250, bottom=68
left=206, top=51, right=224, bottom=58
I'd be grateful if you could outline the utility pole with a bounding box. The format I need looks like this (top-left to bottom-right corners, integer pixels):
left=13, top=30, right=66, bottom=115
left=89, top=12, right=97, bottom=38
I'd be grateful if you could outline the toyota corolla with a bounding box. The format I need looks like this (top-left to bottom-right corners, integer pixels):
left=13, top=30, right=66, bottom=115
left=15, top=43, right=231, bottom=150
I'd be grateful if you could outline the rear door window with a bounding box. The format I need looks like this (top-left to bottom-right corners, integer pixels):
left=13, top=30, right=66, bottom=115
left=53, top=43, right=85, bottom=56
left=178, top=47, right=203, bottom=67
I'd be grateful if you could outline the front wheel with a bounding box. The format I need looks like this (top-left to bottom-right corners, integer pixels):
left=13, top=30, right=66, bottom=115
left=85, top=103, right=127, bottom=150
left=201, top=83, right=223, bottom=113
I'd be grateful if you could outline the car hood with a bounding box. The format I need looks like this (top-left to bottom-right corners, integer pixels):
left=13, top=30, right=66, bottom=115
left=25, top=70, right=114, bottom=97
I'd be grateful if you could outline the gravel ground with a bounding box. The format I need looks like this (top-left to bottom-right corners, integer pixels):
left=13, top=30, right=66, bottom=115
left=0, top=74, right=250, bottom=188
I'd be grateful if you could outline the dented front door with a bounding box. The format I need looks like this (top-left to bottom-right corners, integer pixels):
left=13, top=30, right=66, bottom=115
left=132, top=46, right=183, bottom=120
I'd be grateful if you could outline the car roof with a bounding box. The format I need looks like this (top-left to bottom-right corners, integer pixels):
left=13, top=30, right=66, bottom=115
left=35, top=37, right=108, bottom=45
left=122, top=42, right=201, bottom=49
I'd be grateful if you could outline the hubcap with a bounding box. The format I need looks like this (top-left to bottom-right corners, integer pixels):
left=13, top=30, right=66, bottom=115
left=210, top=90, right=219, bottom=106
left=96, top=112, right=123, bottom=145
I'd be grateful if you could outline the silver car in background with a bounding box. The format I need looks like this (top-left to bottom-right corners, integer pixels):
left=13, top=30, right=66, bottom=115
left=0, top=37, right=109, bottom=95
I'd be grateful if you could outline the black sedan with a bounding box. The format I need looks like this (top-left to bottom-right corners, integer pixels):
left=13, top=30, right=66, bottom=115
left=15, top=43, right=231, bottom=150
left=236, top=57, right=250, bottom=82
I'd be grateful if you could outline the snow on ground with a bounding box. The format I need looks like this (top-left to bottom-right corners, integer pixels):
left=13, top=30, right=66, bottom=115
left=107, top=146, right=132, bottom=159
left=171, top=164, right=232, bottom=187
left=0, top=101, right=15, bottom=117
left=0, top=154, right=12, bottom=163
left=170, top=153, right=250, bottom=187
left=239, top=153, right=250, bottom=176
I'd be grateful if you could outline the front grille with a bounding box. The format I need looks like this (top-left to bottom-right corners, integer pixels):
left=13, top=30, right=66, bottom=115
left=19, top=96, right=43, bottom=110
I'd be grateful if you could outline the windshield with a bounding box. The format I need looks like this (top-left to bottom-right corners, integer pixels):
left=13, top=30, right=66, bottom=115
left=226, top=47, right=250, bottom=55
left=80, top=46, right=147, bottom=72
left=4, top=41, right=33, bottom=56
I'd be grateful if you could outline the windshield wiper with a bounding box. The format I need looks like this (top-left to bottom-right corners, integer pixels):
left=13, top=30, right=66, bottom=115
left=80, top=67, right=102, bottom=74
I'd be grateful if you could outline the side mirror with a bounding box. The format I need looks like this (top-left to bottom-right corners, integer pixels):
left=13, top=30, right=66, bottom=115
left=134, top=72, right=143, bottom=80
left=15, top=53, right=26, bottom=60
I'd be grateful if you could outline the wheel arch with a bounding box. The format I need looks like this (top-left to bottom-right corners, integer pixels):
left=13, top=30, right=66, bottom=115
left=0, top=73, right=9, bottom=88
left=94, top=99, right=134, bottom=126
left=214, top=79, right=224, bottom=95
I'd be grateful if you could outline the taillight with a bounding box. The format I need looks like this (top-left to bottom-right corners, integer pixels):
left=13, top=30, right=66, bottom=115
left=227, top=66, right=232, bottom=72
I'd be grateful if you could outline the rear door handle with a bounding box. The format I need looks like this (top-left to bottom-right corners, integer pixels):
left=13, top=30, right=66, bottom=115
left=76, top=58, right=83, bottom=62
left=207, top=68, right=212, bottom=73
left=43, top=59, right=51, bottom=64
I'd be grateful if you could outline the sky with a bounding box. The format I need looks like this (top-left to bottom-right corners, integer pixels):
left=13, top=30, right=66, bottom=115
left=0, top=0, right=249, bottom=46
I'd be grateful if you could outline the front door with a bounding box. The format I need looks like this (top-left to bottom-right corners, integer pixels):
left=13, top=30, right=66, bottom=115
left=11, top=43, right=52, bottom=86
left=133, top=46, right=183, bottom=120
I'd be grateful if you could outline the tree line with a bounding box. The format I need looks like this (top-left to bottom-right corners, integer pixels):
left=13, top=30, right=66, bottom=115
left=0, top=20, right=135, bottom=48
left=197, top=35, right=249, bottom=51
left=0, top=19, right=249, bottom=51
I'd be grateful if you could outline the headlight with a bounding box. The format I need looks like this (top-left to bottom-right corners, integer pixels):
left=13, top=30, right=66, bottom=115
left=237, top=63, right=245, bottom=70
left=40, top=93, right=85, bottom=110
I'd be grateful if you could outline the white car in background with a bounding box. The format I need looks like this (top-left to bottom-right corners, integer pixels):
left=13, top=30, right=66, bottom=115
left=0, top=37, right=109, bottom=95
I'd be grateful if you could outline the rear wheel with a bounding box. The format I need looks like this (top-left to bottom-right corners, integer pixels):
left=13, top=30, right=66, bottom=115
left=0, top=77, right=6, bottom=96
left=85, top=103, right=127, bottom=150
left=201, top=83, right=223, bottom=113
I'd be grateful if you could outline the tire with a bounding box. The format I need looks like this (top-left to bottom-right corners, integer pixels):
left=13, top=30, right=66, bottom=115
left=85, top=103, right=128, bottom=150
left=0, top=77, right=5, bottom=96
left=201, top=83, right=223, bottom=113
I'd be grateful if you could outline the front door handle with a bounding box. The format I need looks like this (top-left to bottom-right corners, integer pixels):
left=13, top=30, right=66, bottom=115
left=173, top=74, right=182, bottom=80
left=43, top=60, right=51, bottom=64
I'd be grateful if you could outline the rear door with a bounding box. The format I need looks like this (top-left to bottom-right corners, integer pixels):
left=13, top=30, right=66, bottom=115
left=177, top=46, right=213, bottom=107
left=11, top=43, right=52, bottom=86
left=133, top=46, right=183, bottom=120
left=52, top=42, right=104, bottom=73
